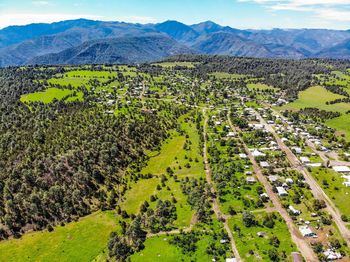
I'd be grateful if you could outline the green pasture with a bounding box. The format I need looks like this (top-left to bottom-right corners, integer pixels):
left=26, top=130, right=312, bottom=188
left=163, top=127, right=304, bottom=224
left=20, top=88, right=83, bottom=104
left=0, top=211, right=118, bottom=262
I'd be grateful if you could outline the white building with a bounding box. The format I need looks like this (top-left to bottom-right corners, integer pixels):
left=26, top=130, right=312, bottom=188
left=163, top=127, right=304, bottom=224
left=299, top=226, right=316, bottom=237
left=333, top=166, right=350, bottom=173
left=251, top=149, right=266, bottom=157
left=246, top=177, right=256, bottom=184
left=276, top=186, right=288, bottom=196
left=239, top=153, right=248, bottom=159
left=260, top=161, right=270, bottom=168
left=289, top=205, right=301, bottom=215
left=300, top=157, right=311, bottom=164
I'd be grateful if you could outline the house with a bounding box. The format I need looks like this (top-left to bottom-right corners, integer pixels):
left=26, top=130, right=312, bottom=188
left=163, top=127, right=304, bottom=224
left=342, top=175, right=350, bottom=187
left=306, top=163, right=322, bottom=167
left=292, top=147, right=302, bottom=154
left=260, top=193, right=269, bottom=199
left=260, top=161, right=270, bottom=168
left=239, top=153, right=248, bottom=159
left=227, top=131, right=236, bottom=137
left=246, top=177, right=256, bottom=184
left=286, top=178, right=293, bottom=184
left=268, top=175, right=280, bottom=183
left=323, top=249, right=342, bottom=260
left=276, top=186, right=288, bottom=196
left=289, top=205, right=301, bottom=215
left=252, top=149, right=266, bottom=157
left=220, top=239, right=228, bottom=244
left=300, top=157, right=311, bottom=164
left=332, top=166, right=350, bottom=173
left=226, top=258, right=237, bottom=262
left=299, top=226, right=316, bottom=237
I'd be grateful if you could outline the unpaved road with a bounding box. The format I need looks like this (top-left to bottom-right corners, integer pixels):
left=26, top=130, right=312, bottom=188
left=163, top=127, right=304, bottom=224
left=227, top=112, right=318, bottom=262
left=203, top=109, right=242, bottom=261
left=253, top=109, right=350, bottom=248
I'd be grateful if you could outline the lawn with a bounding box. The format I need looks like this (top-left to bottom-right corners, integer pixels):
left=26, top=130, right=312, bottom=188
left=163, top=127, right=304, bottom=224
left=20, top=88, right=83, bottom=104
left=280, top=86, right=350, bottom=113
left=0, top=211, right=118, bottom=262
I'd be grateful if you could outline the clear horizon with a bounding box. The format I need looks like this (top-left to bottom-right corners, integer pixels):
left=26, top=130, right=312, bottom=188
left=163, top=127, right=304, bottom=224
left=0, top=0, right=349, bottom=30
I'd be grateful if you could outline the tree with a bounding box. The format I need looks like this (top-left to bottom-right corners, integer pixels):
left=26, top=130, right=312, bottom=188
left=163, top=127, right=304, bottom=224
left=242, top=212, right=256, bottom=227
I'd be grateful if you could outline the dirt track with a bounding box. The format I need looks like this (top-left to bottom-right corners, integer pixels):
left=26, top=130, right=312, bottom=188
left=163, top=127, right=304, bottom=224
left=253, top=109, right=350, bottom=248
left=227, top=112, right=318, bottom=262
left=203, top=109, right=242, bottom=261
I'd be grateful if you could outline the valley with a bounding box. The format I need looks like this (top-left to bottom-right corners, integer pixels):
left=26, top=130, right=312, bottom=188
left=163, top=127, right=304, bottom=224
left=1, top=56, right=350, bottom=262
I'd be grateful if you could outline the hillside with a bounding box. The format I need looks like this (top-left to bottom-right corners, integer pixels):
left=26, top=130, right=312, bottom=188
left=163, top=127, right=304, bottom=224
left=0, top=19, right=349, bottom=66
left=30, top=35, right=194, bottom=65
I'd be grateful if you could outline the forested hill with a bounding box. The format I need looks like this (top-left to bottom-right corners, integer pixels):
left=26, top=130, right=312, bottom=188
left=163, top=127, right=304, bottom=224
left=0, top=19, right=350, bottom=66
left=0, top=66, right=187, bottom=238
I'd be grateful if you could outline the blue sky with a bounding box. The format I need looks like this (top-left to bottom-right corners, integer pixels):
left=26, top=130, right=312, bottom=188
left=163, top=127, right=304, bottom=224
left=0, top=0, right=349, bottom=29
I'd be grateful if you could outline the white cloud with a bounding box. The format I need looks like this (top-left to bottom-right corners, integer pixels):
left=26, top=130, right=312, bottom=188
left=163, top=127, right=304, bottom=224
left=116, top=16, right=157, bottom=24
left=238, top=0, right=350, bottom=22
left=0, top=13, right=103, bottom=29
left=315, top=8, right=350, bottom=22
left=32, top=1, right=50, bottom=6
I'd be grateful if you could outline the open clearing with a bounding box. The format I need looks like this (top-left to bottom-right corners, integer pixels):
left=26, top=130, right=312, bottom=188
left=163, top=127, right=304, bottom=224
left=20, top=88, right=83, bottom=104
left=326, top=114, right=350, bottom=141
left=281, top=86, right=350, bottom=113
left=0, top=211, right=117, bottom=262
left=229, top=212, right=297, bottom=262
left=153, top=62, right=197, bottom=68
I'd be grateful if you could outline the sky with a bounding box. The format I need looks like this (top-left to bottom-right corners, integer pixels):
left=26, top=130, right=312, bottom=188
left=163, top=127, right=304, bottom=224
left=0, top=0, right=349, bottom=30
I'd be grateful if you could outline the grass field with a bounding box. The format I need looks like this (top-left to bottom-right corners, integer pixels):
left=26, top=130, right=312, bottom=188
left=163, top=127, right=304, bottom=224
left=20, top=88, right=83, bottom=104
left=326, top=114, right=350, bottom=141
left=131, top=219, right=231, bottom=262
left=210, top=72, right=247, bottom=79
left=247, top=83, right=277, bottom=91
left=153, top=62, right=197, bottom=68
left=229, top=212, right=297, bottom=262
left=121, top=115, right=203, bottom=226
left=280, top=86, right=350, bottom=113
left=310, top=167, right=350, bottom=218
left=48, top=70, right=116, bottom=88
left=0, top=211, right=118, bottom=262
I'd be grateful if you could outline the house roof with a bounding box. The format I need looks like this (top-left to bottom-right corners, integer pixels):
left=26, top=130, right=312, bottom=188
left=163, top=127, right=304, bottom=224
left=333, top=166, right=350, bottom=173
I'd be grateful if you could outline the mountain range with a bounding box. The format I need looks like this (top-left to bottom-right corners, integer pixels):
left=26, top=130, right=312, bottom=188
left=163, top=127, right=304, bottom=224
left=0, top=19, right=349, bottom=66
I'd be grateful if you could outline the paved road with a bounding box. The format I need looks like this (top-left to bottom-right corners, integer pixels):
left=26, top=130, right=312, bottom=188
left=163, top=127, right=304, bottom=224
left=253, top=109, right=350, bottom=248
left=227, top=113, right=318, bottom=262
left=203, top=109, right=242, bottom=262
